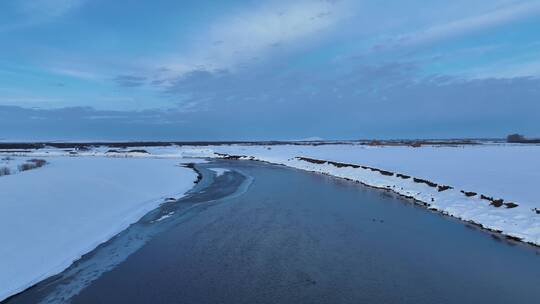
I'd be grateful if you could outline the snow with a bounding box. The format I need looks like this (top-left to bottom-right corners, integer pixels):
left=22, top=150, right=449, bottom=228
left=154, top=211, right=175, bottom=222
left=0, top=145, right=212, bottom=160
left=210, top=168, right=230, bottom=177
left=200, top=143, right=540, bottom=245
left=0, top=156, right=197, bottom=301
left=0, top=157, right=21, bottom=176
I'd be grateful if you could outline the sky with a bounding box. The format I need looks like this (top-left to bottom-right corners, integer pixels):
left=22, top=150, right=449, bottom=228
left=1, top=0, right=539, bottom=141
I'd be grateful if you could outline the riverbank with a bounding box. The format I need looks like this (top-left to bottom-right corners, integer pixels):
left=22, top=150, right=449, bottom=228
left=0, top=157, right=199, bottom=302
left=203, top=144, right=540, bottom=246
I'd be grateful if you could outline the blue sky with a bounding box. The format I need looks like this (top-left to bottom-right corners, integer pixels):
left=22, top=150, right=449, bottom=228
left=1, top=0, right=539, bottom=140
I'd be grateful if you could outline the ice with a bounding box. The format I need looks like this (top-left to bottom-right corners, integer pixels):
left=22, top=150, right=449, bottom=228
left=210, top=168, right=230, bottom=177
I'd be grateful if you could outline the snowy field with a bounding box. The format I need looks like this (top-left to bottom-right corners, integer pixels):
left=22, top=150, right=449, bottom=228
left=0, top=156, right=197, bottom=301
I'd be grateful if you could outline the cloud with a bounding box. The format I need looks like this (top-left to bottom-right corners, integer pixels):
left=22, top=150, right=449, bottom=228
left=1, top=0, right=85, bottom=31
left=383, top=2, right=540, bottom=49
left=0, top=96, right=68, bottom=108
left=49, top=67, right=101, bottom=80
left=158, top=57, right=540, bottom=133
left=2, top=72, right=540, bottom=140
left=159, top=0, right=354, bottom=75
left=135, top=0, right=356, bottom=103
left=465, top=58, right=540, bottom=79
left=114, top=75, right=147, bottom=87
left=19, top=0, right=84, bottom=19
left=3, top=0, right=540, bottom=116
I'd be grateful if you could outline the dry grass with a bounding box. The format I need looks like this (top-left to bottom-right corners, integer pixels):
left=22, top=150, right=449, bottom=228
left=0, top=167, right=10, bottom=176
left=18, top=159, right=47, bottom=172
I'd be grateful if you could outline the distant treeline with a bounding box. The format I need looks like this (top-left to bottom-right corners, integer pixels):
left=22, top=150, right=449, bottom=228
left=0, top=140, right=343, bottom=150
left=507, top=134, right=540, bottom=143
left=0, top=139, right=484, bottom=151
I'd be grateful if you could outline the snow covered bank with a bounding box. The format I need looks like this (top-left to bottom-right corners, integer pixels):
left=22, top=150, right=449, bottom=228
left=202, top=144, right=540, bottom=246
left=0, top=157, right=197, bottom=301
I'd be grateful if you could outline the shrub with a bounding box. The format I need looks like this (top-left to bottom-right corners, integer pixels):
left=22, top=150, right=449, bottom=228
left=28, top=159, right=47, bottom=167
left=504, top=202, right=518, bottom=209
left=0, top=167, right=10, bottom=176
left=18, top=163, right=34, bottom=171
left=18, top=159, right=47, bottom=171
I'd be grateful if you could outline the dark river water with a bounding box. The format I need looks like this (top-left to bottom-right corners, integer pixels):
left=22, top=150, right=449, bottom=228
left=5, top=160, right=540, bottom=304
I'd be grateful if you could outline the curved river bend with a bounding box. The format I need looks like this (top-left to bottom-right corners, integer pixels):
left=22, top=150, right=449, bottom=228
left=5, top=160, right=540, bottom=304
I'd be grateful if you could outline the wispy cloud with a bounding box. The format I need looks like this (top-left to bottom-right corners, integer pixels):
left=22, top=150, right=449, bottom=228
left=465, top=58, right=540, bottom=79
left=19, top=0, right=84, bottom=19
left=0, top=96, right=68, bottom=108
left=158, top=0, right=354, bottom=75
left=49, top=67, right=101, bottom=80
left=381, top=2, right=540, bottom=49
left=1, top=0, right=85, bottom=31
left=114, top=75, right=147, bottom=87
